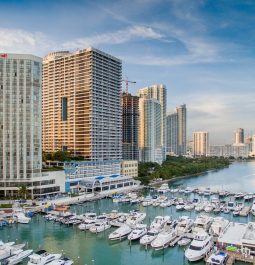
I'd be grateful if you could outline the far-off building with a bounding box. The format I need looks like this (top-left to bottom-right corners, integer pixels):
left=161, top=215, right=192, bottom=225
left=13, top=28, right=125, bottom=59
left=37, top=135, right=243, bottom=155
left=234, top=128, right=244, bottom=144
left=193, top=131, right=209, bottom=157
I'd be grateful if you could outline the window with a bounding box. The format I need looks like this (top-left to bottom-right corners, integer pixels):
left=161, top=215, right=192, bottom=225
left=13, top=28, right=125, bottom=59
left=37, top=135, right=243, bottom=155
left=61, top=97, right=68, bottom=121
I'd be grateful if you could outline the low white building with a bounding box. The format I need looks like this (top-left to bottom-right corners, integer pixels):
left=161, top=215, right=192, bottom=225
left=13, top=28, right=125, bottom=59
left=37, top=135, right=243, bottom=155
left=209, top=144, right=249, bottom=158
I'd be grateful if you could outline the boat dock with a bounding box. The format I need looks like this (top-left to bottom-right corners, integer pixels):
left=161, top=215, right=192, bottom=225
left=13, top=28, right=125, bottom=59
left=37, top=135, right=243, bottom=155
left=240, top=206, right=251, bottom=216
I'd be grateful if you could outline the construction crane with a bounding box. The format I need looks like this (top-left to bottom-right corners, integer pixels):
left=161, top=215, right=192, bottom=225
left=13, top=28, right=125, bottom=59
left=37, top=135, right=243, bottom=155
left=122, top=78, right=136, bottom=94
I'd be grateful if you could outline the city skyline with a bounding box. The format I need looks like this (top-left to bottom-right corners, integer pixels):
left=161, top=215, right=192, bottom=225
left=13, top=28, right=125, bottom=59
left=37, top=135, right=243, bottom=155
left=0, top=0, right=255, bottom=143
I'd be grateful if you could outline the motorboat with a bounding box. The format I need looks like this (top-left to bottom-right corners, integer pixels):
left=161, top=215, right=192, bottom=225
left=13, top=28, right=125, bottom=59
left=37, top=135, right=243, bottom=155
left=89, top=221, right=111, bottom=233
left=206, top=251, right=228, bottom=265
left=195, top=204, right=204, bottom=212
left=209, top=217, right=229, bottom=237
left=185, top=232, right=213, bottom=262
left=6, top=249, right=33, bottom=265
left=0, top=243, right=25, bottom=261
left=47, top=258, right=74, bottom=265
left=192, top=198, right=200, bottom=206
left=184, top=187, right=193, bottom=194
left=78, top=219, right=96, bottom=230
left=176, top=202, right=185, bottom=211
left=178, top=238, right=191, bottom=246
left=184, top=202, right=194, bottom=211
left=151, top=228, right=177, bottom=250
left=142, top=197, right=152, bottom=207
left=192, top=214, right=213, bottom=235
left=157, top=183, right=170, bottom=193
left=108, top=224, right=132, bottom=240
left=204, top=204, right=214, bottom=213
left=160, top=200, right=171, bottom=208
left=176, top=216, right=194, bottom=236
left=150, top=216, right=170, bottom=232
left=13, top=210, right=31, bottom=224
left=27, top=250, right=62, bottom=265
left=234, top=192, right=244, bottom=200
left=203, top=188, right=212, bottom=196
left=127, top=224, right=147, bottom=241
left=109, top=213, right=129, bottom=227
left=140, top=229, right=158, bottom=246
left=244, top=193, right=253, bottom=201
left=126, top=211, right=146, bottom=228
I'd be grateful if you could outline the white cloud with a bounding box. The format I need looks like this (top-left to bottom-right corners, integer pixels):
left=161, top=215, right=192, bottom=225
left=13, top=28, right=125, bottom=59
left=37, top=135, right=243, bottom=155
left=0, top=28, right=54, bottom=55
left=62, top=25, right=164, bottom=49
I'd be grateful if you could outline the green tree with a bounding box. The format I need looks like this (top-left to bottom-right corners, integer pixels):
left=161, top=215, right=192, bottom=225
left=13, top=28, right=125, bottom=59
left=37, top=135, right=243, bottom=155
left=18, top=185, right=29, bottom=199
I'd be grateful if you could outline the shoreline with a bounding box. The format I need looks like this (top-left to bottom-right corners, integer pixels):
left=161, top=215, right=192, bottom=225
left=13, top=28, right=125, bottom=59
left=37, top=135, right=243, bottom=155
left=148, top=166, right=229, bottom=188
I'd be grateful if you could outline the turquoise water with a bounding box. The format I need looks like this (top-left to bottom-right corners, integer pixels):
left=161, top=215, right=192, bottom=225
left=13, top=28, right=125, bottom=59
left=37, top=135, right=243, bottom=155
left=1, top=161, right=255, bottom=265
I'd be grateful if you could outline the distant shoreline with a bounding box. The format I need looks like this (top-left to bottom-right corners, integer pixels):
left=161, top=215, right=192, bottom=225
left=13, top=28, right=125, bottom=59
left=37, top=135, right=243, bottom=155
left=148, top=167, right=227, bottom=188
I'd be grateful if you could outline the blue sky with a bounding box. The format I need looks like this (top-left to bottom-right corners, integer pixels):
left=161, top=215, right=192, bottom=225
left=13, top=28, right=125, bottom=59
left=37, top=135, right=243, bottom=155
left=0, top=0, right=255, bottom=143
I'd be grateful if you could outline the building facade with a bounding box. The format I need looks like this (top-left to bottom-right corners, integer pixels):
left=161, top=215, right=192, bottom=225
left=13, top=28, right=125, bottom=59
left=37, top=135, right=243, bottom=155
left=193, top=131, right=209, bottom=157
left=139, top=98, right=163, bottom=164
left=166, top=113, right=178, bottom=155
left=234, top=128, right=244, bottom=144
left=121, top=160, right=138, bottom=179
left=0, top=53, right=60, bottom=198
left=122, top=92, right=139, bottom=160
left=42, top=48, right=122, bottom=161
left=166, top=104, right=187, bottom=156
left=177, top=104, right=187, bottom=155
left=137, top=84, right=166, bottom=159
left=209, top=144, right=249, bottom=158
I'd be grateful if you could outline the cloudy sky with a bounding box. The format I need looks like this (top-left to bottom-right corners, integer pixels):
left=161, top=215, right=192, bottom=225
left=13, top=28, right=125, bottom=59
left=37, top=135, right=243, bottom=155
left=0, top=0, right=255, bottom=143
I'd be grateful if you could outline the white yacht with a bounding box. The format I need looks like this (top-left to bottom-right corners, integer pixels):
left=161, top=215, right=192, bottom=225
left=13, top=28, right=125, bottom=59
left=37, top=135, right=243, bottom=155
left=209, top=217, right=229, bottom=237
left=227, top=201, right=236, bottom=211
left=125, top=211, right=146, bottom=228
left=13, top=210, right=31, bottom=224
left=204, top=204, right=214, bottom=213
left=108, top=224, right=132, bottom=240
left=128, top=224, right=147, bottom=241
left=89, top=221, right=111, bottom=233
left=6, top=249, right=33, bottom=265
left=78, top=219, right=96, bottom=230
left=185, top=232, right=213, bottom=262
left=160, top=200, right=171, bottom=208
left=176, top=216, right=194, bottom=236
left=0, top=243, right=25, bottom=261
left=184, top=202, right=194, bottom=211
left=27, top=250, right=62, bottom=265
left=176, top=202, right=185, bottom=211
left=192, top=214, right=213, bottom=235
left=140, top=229, right=158, bottom=246
left=150, top=216, right=170, bottom=232
left=151, top=228, right=177, bottom=250
left=184, top=187, right=193, bottom=194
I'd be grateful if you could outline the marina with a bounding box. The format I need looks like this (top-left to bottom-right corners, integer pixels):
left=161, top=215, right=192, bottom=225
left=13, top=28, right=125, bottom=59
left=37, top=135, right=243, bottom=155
left=1, top=162, right=255, bottom=265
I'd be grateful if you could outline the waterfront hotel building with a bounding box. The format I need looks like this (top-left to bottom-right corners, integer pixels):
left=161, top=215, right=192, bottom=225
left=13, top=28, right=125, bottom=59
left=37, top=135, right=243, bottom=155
left=42, top=48, right=122, bottom=161
left=0, top=53, right=60, bottom=198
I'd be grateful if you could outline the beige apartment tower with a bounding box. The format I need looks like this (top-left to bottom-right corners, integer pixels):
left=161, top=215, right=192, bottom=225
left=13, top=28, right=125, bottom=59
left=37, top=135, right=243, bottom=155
left=193, top=131, right=209, bottom=157
left=42, top=48, right=122, bottom=160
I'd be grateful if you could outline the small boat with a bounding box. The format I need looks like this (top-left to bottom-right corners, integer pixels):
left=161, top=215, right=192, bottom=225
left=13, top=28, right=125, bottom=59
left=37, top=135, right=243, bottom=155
left=108, top=224, right=132, bottom=240
left=184, top=203, right=194, bottom=211
left=227, top=201, right=235, bottom=211
left=126, top=211, right=146, bottom=228
left=178, top=238, right=191, bottom=246
left=223, top=208, right=230, bottom=214
left=184, top=187, right=193, bottom=194
left=176, top=202, right=185, bottom=211
left=234, top=192, right=244, bottom=200
left=142, top=197, right=152, bottom=207
left=140, top=229, right=158, bottom=246
left=192, top=214, right=213, bottom=235
left=27, top=250, right=62, bottom=265
left=157, top=184, right=170, bottom=193
left=176, top=216, right=193, bottom=236
left=13, top=210, right=31, bottom=224
left=185, top=232, right=213, bottom=262
left=232, top=210, right=240, bottom=217
left=204, top=204, right=214, bottom=213
left=244, top=194, right=253, bottom=201
left=206, top=251, right=228, bottom=265
left=128, top=224, right=147, bottom=241
left=6, top=249, right=33, bottom=265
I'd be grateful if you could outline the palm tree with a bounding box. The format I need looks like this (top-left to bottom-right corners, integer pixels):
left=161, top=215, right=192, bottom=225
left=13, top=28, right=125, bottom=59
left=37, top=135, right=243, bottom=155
left=18, top=185, right=28, bottom=200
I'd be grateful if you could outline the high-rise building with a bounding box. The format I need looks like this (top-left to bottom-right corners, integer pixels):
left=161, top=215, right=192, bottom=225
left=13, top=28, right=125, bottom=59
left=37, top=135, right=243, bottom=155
left=166, top=113, right=178, bottom=155
left=137, top=84, right=166, bottom=159
left=122, top=92, right=139, bottom=160
left=42, top=48, right=122, bottom=161
left=234, top=128, right=244, bottom=144
left=177, top=104, right=187, bottom=155
left=0, top=53, right=60, bottom=198
left=138, top=98, right=163, bottom=164
left=193, top=131, right=209, bottom=157
left=166, top=104, right=187, bottom=156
